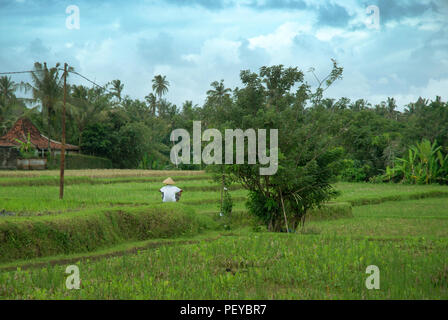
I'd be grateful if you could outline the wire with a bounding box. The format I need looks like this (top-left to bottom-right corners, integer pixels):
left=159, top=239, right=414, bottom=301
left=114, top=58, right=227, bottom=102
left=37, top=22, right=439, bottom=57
left=0, top=70, right=37, bottom=75
left=68, top=70, right=110, bottom=92
left=0, top=68, right=113, bottom=94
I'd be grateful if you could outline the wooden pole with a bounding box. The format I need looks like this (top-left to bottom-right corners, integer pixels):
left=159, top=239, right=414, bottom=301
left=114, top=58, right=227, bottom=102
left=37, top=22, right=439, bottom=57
left=59, top=63, right=67, bottom=199
left=220, top=172, right=224, bottom=214
left=280, top=190, right=289, bottom=233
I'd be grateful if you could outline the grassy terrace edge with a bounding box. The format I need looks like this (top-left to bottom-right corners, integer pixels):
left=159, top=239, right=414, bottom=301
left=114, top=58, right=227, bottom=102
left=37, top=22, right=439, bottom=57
left=0, top=204, right=216, bottom=264
left=0, top=175, right=212, bottom=187
left=347, top=190, right=448, bottom=206
left=0, top=202, right=352, bottom=265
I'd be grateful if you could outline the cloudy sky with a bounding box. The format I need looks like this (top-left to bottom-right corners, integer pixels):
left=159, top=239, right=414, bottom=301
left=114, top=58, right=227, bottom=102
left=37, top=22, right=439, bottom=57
left=1, top=0, right=447, bottom=110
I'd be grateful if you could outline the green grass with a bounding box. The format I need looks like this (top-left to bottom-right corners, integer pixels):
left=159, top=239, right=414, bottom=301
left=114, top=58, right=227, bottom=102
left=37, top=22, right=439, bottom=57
left=1, top=232, right=446, bottom=299
left=0, top=204, right=217, bottom=263
left=0, top=183, right=248, bottom=215
left=1, top=170, right=448, bottom=299
left=1, top=180, right=447, bottom=216
left=0, top=230, right=226, bottom=272
left=305, top=198, right=448, bottom=238
left=335, top=182, right=448, bottom=205
left=354, top=198, right=448, bottom=219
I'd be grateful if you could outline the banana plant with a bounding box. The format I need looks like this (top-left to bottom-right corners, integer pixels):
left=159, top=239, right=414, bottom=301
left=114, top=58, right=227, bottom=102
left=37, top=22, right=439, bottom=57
left=383, top=139, right=447, bottom=185
left=436, top=150, right=448, bottom=184
left=14, top=132, right=36, bottom=158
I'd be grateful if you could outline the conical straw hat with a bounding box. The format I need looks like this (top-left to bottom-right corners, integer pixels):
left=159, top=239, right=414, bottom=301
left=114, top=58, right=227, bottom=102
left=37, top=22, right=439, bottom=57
left=163, top=177, right=175, bottom=185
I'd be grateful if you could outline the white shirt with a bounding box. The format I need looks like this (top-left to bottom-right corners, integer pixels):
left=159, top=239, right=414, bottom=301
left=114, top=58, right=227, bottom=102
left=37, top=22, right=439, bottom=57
left=160, top=185, right=181, bottom=202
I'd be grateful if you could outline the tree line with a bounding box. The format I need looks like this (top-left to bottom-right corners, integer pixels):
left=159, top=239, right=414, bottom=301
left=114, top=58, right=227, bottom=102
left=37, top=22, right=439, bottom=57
left=1, top=60, right=447, bottom=231
left=0, top=61, right=447, bottom=180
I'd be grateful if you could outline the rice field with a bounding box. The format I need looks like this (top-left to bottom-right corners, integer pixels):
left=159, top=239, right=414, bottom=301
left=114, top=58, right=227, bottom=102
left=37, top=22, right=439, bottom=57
left=0, top=170, right=447, bottom=299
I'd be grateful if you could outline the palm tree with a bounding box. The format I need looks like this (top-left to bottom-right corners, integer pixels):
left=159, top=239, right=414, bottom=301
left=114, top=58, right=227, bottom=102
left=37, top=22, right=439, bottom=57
left=207, top=79, right=231, bottom=105
left=386, top=97, right=397, bottom=119
left=349, top=99, right=370, bottom=111
left=0, top=76, right=18, bottom=123
left=152, top=75, right=169, bottom=99
left=110, top=79, right=124, bottom=102
left=25, top=62, right=73, bottom=154
left=0, top=76, right=18, bottom=102
left=145, top=93, right=157, bottom=116
left=0, top=75, right=35, bottom=133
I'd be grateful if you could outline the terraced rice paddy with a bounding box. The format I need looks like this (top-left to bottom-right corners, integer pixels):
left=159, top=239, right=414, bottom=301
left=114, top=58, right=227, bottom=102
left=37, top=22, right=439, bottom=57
left=0, top=170, right=447, bottom=299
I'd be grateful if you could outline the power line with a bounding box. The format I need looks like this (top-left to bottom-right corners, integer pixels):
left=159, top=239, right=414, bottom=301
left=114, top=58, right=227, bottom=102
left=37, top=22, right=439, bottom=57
left=0, top=68, right=113, bottom=94
left=0, top=70, right=37, bottom=75
left=68, top=70, right=110, bottom=93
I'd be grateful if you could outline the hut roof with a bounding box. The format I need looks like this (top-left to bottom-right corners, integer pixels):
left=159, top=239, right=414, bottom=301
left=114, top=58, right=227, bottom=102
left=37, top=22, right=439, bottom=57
left=0, top=117, right=79, bottom=151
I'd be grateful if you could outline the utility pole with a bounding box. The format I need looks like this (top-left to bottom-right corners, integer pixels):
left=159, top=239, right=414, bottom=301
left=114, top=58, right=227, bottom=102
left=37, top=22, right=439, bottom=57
left=59, top=63, right=67, bottom=199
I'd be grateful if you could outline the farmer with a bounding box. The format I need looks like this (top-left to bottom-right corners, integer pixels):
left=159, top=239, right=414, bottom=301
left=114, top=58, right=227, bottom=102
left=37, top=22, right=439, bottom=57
left=159, top=177, right=183, bottom=202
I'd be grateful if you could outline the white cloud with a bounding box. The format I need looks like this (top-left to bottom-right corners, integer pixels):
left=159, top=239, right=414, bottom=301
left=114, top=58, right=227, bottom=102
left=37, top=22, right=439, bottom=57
left=2, top=0, right=446, bottom=111
left=315, top=27, right=344, bottom=41
left=183, top=38, right=242, bottom=66
left=381, top=78, right=448, bottom=108
left=248, top=22, right=311, bottom=53
left=414, top=78, right=448, bottom=99
left=378, top=77, right=389, bottom=85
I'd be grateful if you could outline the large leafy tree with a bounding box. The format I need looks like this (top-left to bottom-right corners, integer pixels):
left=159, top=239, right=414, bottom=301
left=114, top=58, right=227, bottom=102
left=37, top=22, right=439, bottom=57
left=403, top=96, right=448, bottom=149
left=80, top=122, right=115, bottom=159
left=69, top=84, right=110, bottom=146
left=115, top=122, right=168, bottom=168
left=335, top=108, right=403, bottom=180
left=210, top=62, right=345, bottom=232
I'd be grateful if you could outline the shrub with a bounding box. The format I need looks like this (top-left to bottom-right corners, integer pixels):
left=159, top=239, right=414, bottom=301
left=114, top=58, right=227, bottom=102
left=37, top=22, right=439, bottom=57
left=338, top=159, right=370, bottom=182
left=380, top=139, right=448, bottom=185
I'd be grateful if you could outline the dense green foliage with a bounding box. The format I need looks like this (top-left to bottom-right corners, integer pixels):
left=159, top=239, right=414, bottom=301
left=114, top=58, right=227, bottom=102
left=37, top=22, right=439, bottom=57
left=381, top=139, right=448, bottom=184
left=1, top=62, right=447, bottom=178
left=207, top=63, right=346, bottom=231
left=47, top=153, right=113, bottom=170
left=1, top=61, right=447, bottom=233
